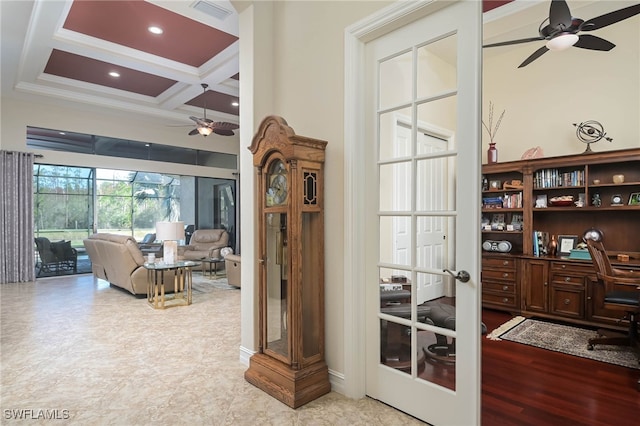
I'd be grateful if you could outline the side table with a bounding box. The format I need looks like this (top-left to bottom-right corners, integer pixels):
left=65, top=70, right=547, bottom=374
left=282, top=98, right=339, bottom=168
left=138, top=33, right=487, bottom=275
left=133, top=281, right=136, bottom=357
left=201, top=258, right=225, bottom=278
left=144, top=261, right=200, bottom=309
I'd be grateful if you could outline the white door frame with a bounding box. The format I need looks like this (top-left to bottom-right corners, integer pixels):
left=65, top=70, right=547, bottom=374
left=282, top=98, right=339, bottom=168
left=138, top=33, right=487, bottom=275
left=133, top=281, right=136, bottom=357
left=343, top=0, right=481, bottom=411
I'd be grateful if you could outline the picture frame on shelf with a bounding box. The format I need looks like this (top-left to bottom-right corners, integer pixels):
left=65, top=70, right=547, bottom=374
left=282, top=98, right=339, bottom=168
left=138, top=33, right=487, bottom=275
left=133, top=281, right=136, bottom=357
left=558, top=235, right=579, bottom=256
left=535, top=194, right=547, bottom=208
left=628, top=192, right=640, bottom=206
left=489, top=180, right=502, bottom=191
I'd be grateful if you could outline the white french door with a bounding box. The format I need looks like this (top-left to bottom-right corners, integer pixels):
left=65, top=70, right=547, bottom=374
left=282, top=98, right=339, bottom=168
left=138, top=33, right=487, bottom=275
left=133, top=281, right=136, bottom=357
left=363, top=1, right=482, bottom=425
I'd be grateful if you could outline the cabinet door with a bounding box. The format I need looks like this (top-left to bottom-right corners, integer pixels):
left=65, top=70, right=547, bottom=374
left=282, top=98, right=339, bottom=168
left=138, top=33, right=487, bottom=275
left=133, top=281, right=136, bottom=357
left=523, top=259, right=548, bottom=313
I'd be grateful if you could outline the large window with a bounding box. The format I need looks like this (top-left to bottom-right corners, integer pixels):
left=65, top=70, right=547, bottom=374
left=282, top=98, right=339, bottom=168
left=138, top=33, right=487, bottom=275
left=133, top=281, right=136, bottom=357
left=33, top=164, right=238, bottom=251
left=34, top=165, right=183, bottom=247
left=33, top=165, right=94, bottom=246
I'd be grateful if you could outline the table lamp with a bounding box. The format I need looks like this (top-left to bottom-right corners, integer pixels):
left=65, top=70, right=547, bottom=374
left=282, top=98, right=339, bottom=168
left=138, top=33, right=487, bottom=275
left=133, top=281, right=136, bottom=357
left=155, top=221, right=185, bottom=264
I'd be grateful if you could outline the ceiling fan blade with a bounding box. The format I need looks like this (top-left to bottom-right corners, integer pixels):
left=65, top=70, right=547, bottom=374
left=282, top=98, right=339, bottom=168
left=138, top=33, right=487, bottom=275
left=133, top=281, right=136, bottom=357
left=549, top=0, right=573, bottom=30
left=212, top=129, right=235, bottom=136
left=573, top=34, right=615, bottom=51
left=188, top=129, right=199, bottom=136
left=581, top=4, right=640, bottom=32
left=483, top=37, right=545, bottom=48
left=211, top=121, right=240, bottom=130
left=518, top=46, right=549, bottom=68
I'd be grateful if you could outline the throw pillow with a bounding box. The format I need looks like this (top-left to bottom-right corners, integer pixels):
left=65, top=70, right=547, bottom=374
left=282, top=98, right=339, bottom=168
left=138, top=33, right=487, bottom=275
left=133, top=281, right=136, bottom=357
left=50, top=240, right=73, bottom=261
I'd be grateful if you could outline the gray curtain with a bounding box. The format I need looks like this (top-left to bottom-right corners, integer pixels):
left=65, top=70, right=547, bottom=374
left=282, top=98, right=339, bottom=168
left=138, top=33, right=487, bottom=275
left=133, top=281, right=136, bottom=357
left=1, top=150, right=35, bottom=283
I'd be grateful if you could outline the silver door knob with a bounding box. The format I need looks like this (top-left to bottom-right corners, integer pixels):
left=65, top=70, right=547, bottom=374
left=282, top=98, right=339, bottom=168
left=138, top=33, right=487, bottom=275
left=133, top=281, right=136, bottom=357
left=443, top=268, right=470, bottom=283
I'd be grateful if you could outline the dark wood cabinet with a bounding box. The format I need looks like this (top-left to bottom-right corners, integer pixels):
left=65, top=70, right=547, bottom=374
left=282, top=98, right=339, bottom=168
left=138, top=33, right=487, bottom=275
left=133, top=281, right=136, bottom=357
left=481, top=255, right=519, bottom=311
left=482, top=148, right=640, bottom=330
left=522, top=259, right=548, bottom=314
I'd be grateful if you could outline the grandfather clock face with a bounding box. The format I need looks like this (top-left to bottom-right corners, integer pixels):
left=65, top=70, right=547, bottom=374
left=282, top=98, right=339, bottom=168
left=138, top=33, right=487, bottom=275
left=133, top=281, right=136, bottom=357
left=266, top=160, right=288, bottom=207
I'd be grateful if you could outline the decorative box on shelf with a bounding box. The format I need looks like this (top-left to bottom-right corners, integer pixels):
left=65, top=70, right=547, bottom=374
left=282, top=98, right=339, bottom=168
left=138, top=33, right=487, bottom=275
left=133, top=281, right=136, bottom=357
left=568, top=249, right=591, bottom=260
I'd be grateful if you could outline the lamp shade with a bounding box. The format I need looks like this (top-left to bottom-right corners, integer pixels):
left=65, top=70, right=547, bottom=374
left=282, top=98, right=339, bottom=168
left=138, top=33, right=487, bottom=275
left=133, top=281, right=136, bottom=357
left=155, top=221, right=185, bottom=241
left=197, top=126, right=213, bottom=136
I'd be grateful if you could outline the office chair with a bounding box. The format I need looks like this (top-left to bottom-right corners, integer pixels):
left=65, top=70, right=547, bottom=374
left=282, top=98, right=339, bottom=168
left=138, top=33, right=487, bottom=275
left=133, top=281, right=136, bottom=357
left=586, top=239, right=640, bottom=389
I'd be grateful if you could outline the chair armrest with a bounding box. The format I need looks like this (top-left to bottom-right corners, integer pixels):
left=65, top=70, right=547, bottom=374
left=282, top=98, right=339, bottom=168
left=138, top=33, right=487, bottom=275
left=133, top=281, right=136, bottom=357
left=600, top=272, right=640, bottom=286
left=612, top=267, right=640, bottom=278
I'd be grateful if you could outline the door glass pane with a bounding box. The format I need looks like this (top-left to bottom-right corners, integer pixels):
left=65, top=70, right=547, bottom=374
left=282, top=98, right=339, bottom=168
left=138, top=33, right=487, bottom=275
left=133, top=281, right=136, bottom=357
left=417, top=33, right=458, bottom=99
left=415, top=216, right=450, bottom=271
left=379, top=107, right=412, bottom=160
left=379, top=216, right=411, bottom=266
left=379, top=51, right=412, bottom=110
left=416, top=157, right=454, bottom=211
left=416, top=96, right=457, bottom=155
left=379, top=161, right=411, bottom=212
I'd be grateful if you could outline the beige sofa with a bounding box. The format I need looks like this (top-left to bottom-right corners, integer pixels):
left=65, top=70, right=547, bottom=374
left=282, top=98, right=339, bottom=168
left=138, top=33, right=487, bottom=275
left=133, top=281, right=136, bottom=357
left=179, top=229, right=229, bottom=260
left=84, top=233, right=161, bottom=295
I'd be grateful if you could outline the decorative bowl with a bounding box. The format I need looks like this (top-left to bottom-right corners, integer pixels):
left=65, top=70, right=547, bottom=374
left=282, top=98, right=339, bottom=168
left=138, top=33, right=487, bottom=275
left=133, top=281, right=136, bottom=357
left=549, top=196, right=574, bottom=207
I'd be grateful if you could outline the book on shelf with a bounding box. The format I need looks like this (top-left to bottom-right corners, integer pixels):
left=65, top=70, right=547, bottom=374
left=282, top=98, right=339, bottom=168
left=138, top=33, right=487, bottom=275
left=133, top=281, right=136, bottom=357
left=534, top=168, right=584, bottom=188
left=482, top=192, right=522, bottom=209
left=532, top=230, right=549, bottom=257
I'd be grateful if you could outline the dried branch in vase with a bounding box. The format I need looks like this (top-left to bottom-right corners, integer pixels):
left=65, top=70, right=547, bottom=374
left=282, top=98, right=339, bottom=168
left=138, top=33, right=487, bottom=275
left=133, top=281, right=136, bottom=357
left=482, top=101, right=506, bottom=144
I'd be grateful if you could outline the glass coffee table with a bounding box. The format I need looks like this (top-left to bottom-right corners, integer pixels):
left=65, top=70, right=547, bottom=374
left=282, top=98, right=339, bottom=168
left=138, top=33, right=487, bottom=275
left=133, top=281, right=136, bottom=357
left=201, top=257, right=225, bottom=278
left=144, top=261, right=200, bottom=309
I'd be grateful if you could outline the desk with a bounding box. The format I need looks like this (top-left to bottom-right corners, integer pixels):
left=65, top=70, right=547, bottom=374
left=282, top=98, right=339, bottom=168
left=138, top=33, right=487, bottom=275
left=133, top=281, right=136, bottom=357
left=144, top=261, right=199, bottom=309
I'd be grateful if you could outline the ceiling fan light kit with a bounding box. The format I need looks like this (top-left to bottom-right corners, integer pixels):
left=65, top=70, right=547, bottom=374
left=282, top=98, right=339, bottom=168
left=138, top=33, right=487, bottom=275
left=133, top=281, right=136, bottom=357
left=197, top=126, right=213, bottom=136
left=483, top=1, right=640, bottom=68
left=546, top=33, right=578, bottom=51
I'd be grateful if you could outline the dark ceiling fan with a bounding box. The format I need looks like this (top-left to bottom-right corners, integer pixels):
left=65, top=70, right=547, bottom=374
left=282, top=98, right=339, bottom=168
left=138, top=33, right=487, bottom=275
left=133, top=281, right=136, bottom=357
left=483, top=1, right=640, bottom=68
left=188, top=83, right=239, bottom=137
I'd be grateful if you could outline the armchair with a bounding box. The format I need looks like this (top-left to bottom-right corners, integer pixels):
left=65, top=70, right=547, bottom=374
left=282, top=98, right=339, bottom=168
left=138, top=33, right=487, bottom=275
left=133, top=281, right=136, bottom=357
left=137, top=233, right=162, bottom=257
left=586, top=239, right=640, bottom=389
left=179, top=229, right=229, bottom=261
left=34, top=237, right=77, bottom=277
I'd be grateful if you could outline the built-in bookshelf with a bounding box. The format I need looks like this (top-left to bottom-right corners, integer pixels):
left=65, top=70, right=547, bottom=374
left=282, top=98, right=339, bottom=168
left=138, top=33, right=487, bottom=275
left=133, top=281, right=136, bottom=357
left=481, top=148, right=640, bottom=321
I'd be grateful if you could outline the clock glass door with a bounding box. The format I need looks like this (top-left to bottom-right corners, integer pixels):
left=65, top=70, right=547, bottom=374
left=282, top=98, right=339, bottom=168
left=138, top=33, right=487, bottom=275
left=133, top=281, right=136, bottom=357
left=264, top=212, right=289, bottom=361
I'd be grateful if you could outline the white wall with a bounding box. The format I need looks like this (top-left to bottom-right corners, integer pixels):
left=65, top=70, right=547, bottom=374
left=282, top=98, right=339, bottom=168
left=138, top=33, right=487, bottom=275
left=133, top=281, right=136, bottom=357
left=482, top=13, right=640, bottom=162
left=1, top=98, right=239, bottom=179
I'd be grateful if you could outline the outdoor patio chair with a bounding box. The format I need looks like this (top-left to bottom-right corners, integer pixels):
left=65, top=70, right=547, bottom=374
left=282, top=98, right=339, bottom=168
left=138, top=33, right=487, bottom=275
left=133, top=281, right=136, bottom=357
left=34, top=237, right=78, bottom=277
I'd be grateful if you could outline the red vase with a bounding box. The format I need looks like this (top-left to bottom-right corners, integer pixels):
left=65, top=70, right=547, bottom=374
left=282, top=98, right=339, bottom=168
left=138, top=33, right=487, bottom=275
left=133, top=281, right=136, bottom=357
left=487, top=142, right=498, bottom=164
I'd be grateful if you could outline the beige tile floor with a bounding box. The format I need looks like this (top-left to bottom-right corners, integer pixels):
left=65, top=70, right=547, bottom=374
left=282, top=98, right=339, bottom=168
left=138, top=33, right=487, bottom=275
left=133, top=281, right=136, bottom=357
left=0, top=274, right=423, bottom=425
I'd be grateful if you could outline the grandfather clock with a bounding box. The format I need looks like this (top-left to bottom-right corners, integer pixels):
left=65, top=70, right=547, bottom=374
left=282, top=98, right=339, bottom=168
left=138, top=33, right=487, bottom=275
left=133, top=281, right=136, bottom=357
left=244, top=115, right=330, bottom=408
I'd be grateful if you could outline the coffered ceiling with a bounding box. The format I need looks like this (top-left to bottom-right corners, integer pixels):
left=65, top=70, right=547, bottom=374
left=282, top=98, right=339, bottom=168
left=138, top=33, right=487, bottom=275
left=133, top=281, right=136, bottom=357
left=1, top=0, right=240, bottom=129
left=11, top=1, right=628, bottom=135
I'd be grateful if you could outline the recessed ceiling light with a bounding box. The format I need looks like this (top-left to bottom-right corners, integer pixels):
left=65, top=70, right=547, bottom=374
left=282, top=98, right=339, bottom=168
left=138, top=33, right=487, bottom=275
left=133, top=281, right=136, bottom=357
left=148, top=26, right=163, bottom=35
left=109, top=71, right=120, bottom=78
left=232, top=101, right=239, bottom=107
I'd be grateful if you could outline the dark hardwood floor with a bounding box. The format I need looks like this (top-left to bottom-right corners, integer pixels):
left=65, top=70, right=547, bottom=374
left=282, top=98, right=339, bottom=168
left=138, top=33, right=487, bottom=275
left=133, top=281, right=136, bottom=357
left=481, top=309, right=640, bottom=425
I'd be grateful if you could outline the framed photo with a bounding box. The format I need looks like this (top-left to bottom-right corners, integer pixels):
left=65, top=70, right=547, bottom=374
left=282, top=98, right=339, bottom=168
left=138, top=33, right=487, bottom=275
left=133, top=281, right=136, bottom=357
left=489, top=180, right=502, bottom=191
left=558, top=235, right=578, bottom=256
left=628, top=192, right=640, bottom=206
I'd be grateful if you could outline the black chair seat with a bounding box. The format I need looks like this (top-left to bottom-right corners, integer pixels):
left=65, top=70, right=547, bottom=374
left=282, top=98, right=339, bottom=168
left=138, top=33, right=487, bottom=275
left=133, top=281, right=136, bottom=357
left=604, top=291, right=640, bottom=307
left=380, top=290, right=411, bottom=303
